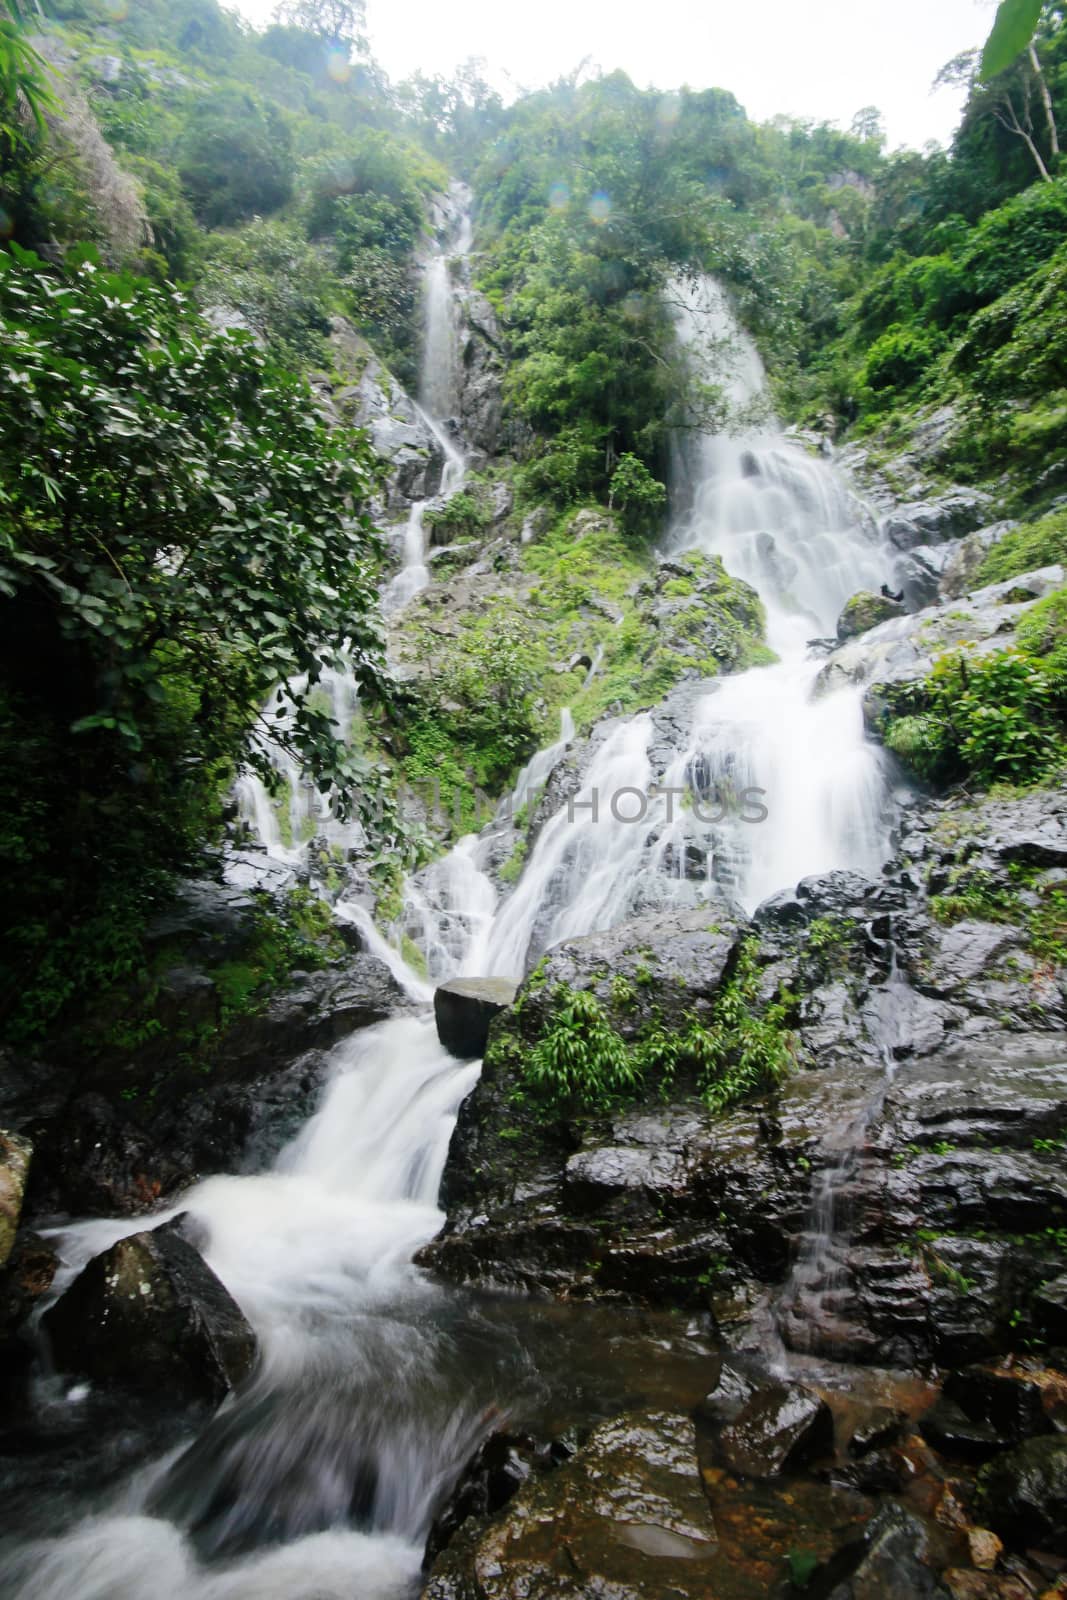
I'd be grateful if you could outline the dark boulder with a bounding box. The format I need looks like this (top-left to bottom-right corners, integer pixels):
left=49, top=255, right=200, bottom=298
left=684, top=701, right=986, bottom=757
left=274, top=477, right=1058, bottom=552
left=848, top=1406, right=905, bottom=1458
left=1033, top=1272, right=1067, bottom=1342
left=920, top=1395, right=1005, bottom=1463
left=42, top=1216, right=255, bottom=1405
left=422, top=1409, right=721, bottom=1600
left=434, top=979, right=519, bottom=1059
left=976, top=1435, right=1067, bottom=1554
left=823, top=1503, right=947, bottom=1598
left=942, top=1364, right=1054, bottom=1447
left=883, top=489, right=994, bottom=551
left=716, top=1380, right=835, bottom=1479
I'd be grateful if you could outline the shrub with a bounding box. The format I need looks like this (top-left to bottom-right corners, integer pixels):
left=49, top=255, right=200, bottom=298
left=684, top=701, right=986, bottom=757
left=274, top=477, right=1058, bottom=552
left=608, top=453, right=668, bottom=539
left=883, top=649, right=1062, bottom=786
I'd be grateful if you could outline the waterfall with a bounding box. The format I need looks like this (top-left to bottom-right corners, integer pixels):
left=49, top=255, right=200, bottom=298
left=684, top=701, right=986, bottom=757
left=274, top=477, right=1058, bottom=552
left=238, top=184, right=473, bottom=856
left=382, top=185, right=472, bottom=614
left=6, top=274, right=904, bottom=1600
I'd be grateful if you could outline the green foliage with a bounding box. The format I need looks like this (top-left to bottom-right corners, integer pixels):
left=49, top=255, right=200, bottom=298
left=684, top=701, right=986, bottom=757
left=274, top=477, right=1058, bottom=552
left=1016, top=586, right=1067, bottom=693
left=422, top=485, right=493, bottom=541
left=200, top=217, right=337, bottom=365
left=0, top=1, right=56, bottom=147
left=0, top=246, right=385, bottom=1036
left=883, top=648, right=1063, bottom=787
left=981, top=0, right=1043, bottom=80
left=398, top=618, right=540, bottom=830
left=178, top=88, right=294, bottom=227
left=977, top=511, right=1067, bottom=585
left=520, top=939, right=793, bottom=1119
left=608, top=453, right=668, bottom=539
left=525, top=985, right=640, bottom=1111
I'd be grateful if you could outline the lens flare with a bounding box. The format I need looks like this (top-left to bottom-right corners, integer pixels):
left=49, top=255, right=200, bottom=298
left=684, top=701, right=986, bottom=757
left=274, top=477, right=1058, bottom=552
left=588, top=191, right=611, bottom=225
left=656, top=92, right=681, bottom=130
left=547, top=180, right=570, bottom=211
left=325, top=48, right=351, bottom=83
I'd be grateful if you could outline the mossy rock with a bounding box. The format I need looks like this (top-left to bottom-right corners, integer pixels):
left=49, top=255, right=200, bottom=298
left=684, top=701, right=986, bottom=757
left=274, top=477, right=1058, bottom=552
left=836, top=590, right=904, bottom=643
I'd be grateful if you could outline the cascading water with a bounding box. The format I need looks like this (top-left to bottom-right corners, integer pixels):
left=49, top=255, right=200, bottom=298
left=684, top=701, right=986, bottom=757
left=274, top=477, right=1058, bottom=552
left=382, top=186, right=472, bottom=615
left=5, top=270, right=906, bottom=1597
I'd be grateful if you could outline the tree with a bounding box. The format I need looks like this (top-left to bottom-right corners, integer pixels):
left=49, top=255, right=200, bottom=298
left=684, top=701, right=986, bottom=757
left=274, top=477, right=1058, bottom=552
left=849, top=106, right=885, bottom=146
left=0, top=247, right=386, bottom=1032
left=938, top=45, right=1059, bottom=186
left=273, top=0, right=366, bottom=51
left=178, top=90, right=294, bottom=226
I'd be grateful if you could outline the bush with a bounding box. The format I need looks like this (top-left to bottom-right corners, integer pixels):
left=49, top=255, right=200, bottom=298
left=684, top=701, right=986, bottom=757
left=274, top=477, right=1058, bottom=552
left=200, top=217, right=338, bottom=364
left=178, top=89, right=294, bottom=226
left=608, top=453, right=668, bottom=539
left=883, top=649, right=1062, bottom=786
left=861, top=322, right=943, bottom=395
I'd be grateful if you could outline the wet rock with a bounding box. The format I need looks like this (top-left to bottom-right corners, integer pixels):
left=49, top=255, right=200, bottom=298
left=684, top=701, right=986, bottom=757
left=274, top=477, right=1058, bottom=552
left=695, top=1356, right=761, bottom=1428
left=327, top=317, right=445, bottom=507
left=976, top=1436, right=1067, bottom=1555
left=921, top=1395, right=1006, bottom=1463
left=1033, top=1272, right=1067, bottom=1341
left=716, top=1381, right=835, bottom=1479
left=836, top=590, right=905, bottom=642
left=0, top=1129, right=32, bottom=1265
left=884, top=488, right=994, bottom=551
left=435, top=978, right=519, bottom=1059
left=943, top=1365, right=1054, bottom=1447
left=423, top=1409, right=721, bottom=1600
left=424, top=1429, right=570, bottom=1569
left=457, top=290, right=505, bottom=456
left=966, top=1527, right=1003, bottom=1571
left=848, top=1406, right=906, bottom=1458
left=510, top=906, right=748, bottom=1036
left=823, top=1502, right=947, bottom=1598
left=42, top=1217, right=256, bottom=1405
left=0, top=1228, right=59, bottom=1393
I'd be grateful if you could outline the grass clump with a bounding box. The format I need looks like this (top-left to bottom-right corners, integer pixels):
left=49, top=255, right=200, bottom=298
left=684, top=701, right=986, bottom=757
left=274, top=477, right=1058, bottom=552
left=519, top=939, right=794, bottom=1117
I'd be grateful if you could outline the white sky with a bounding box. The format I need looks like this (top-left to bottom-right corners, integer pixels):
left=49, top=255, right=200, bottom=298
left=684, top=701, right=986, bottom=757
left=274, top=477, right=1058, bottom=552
left=235, top=0, right=996, bottom=150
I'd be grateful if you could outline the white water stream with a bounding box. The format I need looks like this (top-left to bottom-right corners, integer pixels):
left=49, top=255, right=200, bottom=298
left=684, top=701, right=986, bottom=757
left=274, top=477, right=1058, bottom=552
left=5, top=265, right=903, bottom=1596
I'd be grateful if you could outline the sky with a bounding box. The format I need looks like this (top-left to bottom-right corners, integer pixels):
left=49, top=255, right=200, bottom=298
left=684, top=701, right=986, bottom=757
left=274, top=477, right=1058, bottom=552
left=235, top=0, right=995, bottom=151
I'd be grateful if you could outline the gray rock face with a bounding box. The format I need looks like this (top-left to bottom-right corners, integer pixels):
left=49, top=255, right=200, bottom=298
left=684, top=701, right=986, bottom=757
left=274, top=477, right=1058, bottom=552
left=816, top=565, right=1065, bottom=704
left=883, top=489, right=994, bottom=550
left=326, top=317, right=445, bottom=508
left=42, top=1218, right=256, bottom=1404
left=456, top=290, right=505, bottom=457
left=938, top=522, right=1016, bottom=600
left=435, top=978, right=519, bottom=1059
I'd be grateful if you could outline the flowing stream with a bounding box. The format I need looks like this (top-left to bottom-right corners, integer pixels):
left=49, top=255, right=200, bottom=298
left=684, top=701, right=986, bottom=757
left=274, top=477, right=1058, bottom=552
left=4, top=259, right=905, bottom=1595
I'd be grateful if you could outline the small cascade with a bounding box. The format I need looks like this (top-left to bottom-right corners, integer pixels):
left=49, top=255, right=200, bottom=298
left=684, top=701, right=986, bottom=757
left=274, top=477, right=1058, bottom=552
left=236, top=184, right=475, bottom=860
left=776, top=945, right=912, bottom=1358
